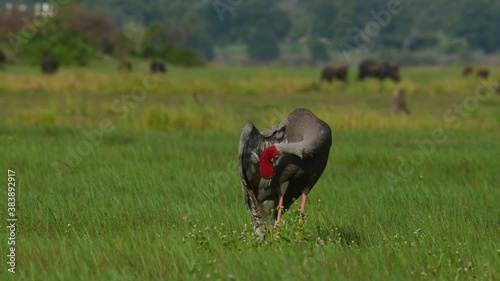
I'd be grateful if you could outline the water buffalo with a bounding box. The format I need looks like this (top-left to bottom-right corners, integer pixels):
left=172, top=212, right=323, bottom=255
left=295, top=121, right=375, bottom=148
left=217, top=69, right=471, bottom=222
left=150, top=60, right=167, bottom=73
left=476, top=68, right=490, bottom=79
left=320, top=65, right=348, bottom=83
left=358, top=59, right=400, bottom=82
left=462, top=66, right=473, bottom=76
left=41, top=57, right=59, bottom=74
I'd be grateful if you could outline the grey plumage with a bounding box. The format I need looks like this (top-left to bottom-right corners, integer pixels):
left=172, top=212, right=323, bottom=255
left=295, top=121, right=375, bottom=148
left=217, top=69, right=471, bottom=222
left=238, top=108, right=332, bottom=235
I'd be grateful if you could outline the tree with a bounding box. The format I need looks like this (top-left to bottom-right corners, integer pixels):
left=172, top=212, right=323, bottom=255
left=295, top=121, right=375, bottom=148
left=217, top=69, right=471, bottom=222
left=308, top=37, right=330, bottom=63
left=453, top=0, right=500, bottom=53
left=232, top=1, right=291, bottom=61
left=308, top=0, right=336, bottom=38
left=17, top=8, right=96, bottom=66
left=246, top=30, right=280, bottom=61
left=142, top=21, right=205, bottom=66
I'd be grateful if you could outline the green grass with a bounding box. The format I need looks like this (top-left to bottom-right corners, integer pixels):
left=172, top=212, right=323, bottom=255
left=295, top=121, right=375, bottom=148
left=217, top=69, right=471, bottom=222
left=0, top=64, right=499, bottom=280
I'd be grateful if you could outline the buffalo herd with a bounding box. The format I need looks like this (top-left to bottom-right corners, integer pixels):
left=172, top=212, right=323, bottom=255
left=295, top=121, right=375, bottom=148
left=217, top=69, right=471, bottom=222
left=320, top=61, right=495, bottom=85
left=0, top=50, right=169, bottom=75
left=321, top=59, right=401, bottom=84
left=462, top=66, right=491, bottom=79
left=0, top=49, right=495, bottom=91
left=319, top=60, right=497, bottom=115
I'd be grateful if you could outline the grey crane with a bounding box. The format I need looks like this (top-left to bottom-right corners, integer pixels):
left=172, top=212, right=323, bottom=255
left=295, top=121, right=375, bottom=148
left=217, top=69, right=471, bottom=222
left=238, top=108, right=332, bottom=236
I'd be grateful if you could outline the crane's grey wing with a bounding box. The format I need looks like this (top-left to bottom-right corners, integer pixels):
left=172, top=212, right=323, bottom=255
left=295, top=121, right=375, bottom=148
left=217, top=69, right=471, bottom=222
left=238, top=122, right=262, bottom=211
left=238, top=118, right=290, bottom=212
left=261, top=117, right=288, bottom=140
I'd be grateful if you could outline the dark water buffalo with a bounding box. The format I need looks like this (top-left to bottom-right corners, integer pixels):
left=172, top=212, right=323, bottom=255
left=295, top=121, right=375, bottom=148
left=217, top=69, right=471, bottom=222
left=150, top=60, right=167, bottom=73
left=476, top=68, right=490, bottom=79
left=41, top=57, right=59, bottom=74
left=462, top=66, right=473, bottom=76
left=358, top=60, right=400, bottom=82
left=320, top=65, right=348, bottom=83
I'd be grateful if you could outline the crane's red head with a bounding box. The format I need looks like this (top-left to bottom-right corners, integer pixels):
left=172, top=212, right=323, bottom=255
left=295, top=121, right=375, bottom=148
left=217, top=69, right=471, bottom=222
left=260, top=145, right=280, bottom=179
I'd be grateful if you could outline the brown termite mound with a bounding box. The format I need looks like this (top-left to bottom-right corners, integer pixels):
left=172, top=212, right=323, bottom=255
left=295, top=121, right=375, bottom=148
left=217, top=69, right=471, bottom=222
left=392, top=88, right=410, bottom=115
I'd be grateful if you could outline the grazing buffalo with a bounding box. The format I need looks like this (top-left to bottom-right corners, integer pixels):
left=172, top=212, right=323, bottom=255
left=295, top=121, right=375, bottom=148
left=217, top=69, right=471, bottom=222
left=118, top=59, right=133, bottom=71
left=358, top=59, right=400, bottom=82
left=476, top=68, right=490, bottom=79
left=462, top=66, right=473, bottom=76
left=392, top=88, right=410, bottom=115
left=41, top=57, right=59, bottom=74
left=320, top=65, right=348, bottom=83
left=150, top=60, right=167, bottom=73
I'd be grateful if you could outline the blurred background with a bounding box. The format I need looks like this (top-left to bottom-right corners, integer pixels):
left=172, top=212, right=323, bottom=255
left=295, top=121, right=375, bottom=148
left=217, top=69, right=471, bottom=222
left=0, top=0, right=499, bottom=66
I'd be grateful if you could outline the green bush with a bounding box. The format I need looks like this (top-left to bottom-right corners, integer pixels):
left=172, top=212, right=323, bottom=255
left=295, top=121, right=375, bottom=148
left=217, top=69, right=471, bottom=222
left=142, top=21, right=206, bottom=67
left=17, top=15, right=95, bottom=66
left=142, top=43, right=205, bottom=67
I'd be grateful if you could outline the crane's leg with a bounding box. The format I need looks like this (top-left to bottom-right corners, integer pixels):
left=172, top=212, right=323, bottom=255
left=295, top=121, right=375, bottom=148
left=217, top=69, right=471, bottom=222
left=276, top=181, right=289, bottom=224
left=299, top=193, right=307, bottom=214
left=276, top=196, right=284, bottom=223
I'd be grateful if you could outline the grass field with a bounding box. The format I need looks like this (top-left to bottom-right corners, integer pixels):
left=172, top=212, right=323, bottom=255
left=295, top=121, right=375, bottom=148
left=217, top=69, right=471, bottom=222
left=1, top=64, right=499, bottom=280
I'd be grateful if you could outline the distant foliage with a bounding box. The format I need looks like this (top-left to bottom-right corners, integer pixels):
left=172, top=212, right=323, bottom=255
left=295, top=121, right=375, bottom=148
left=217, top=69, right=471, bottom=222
left=454, top=0, right=498, bottom=53
left=1, top=0, right=499, bottom=64
left=232, top=2, right=290, bottom=61
left=246, top=30, right=280, bottom=61
left=18, top=17, right=95, bottom=66
left=409, top=34, right=440, bottom=51
left=142, top=22, right=205, bottom=67
left=143, top=43, right=205, bottom=67
left=308, top=37, right=330, bottom=63
left=189, top=36, right=215, bottom=61
left=14, top=4, right=118, bottom=66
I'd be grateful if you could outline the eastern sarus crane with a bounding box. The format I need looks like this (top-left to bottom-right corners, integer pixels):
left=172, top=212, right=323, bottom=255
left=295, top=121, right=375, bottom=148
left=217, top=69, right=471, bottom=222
left=238, top=108, right=332, bottom=236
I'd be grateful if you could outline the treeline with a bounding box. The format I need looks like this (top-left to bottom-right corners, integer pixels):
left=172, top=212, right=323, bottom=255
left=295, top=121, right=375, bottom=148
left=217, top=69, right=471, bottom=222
left=1, top=0, right=499, bottom=65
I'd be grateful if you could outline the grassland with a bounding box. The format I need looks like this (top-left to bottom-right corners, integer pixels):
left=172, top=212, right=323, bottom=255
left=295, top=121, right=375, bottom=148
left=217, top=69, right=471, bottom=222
left=0, top=63, right=499, bottom=280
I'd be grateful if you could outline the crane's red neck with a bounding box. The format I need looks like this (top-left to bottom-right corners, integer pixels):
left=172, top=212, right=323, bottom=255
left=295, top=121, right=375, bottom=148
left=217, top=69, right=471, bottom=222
left=260, top=145, right=280, bottom=178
